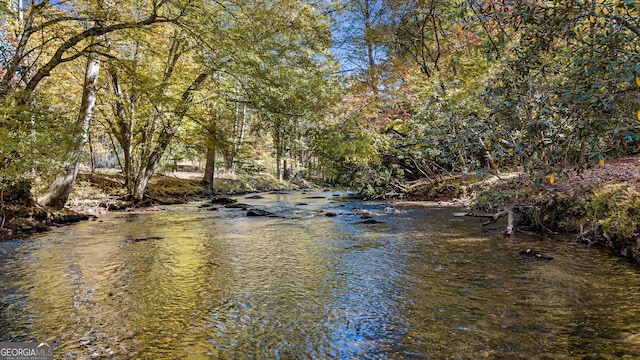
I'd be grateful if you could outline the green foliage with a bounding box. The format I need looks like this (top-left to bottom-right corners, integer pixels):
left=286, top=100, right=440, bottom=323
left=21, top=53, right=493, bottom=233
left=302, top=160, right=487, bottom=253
left=488, top=0, right=640, bottom=173
left=585, top=184, right=640, bottom=246
left=0, top=94, right=76, bottom=179
left=322, top=0, right=640, bottom=197
left=527, top=189, right=588, bottom=232
left=310, top=116, right=388, bottom=185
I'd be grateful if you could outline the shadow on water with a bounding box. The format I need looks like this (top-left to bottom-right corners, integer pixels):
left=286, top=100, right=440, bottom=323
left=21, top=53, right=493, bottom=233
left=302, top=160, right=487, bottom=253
left=1, top=190, right=640, bottom=358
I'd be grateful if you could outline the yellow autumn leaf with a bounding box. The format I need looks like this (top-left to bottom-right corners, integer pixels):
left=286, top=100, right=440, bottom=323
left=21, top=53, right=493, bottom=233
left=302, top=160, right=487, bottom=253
left=599, top=158, right=605, bottom=166
left=554, top=113, right=560, bottom=120
left=635, top=77, right=640, bottom=87
left=637, top=110, right=640, bottom=121
left=499, top=80, right=503, bottom=88
left=550, top=174, right=555, bottom=185
left=589, top=15, right=595, bottom=23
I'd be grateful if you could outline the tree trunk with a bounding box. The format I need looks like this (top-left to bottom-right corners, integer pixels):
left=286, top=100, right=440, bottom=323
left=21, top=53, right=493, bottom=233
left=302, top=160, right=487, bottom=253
left=37, top=56, right=100, bottom=209
left=364, top=0, right=378, bottom=95
left=283, top=156, right=289, bottom=180
left=131, top=164, right=155, bottom=201
left=276, top=157, right=283, bottom=181
left=128, top=70, right=210, bottom=201
left=276, top=142, right=283, bottom=181
left=106, top=64, right=135, bottom=192
left=231, top=103, right=246, bottom=174
left=202, top=144, right=216, bottom=194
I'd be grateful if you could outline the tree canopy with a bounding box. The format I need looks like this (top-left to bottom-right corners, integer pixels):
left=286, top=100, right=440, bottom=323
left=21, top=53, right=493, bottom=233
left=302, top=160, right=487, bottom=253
left=1, top=0, right=638, bottom=203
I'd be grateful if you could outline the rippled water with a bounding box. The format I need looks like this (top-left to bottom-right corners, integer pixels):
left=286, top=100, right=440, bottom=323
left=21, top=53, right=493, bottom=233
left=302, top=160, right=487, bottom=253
left=1, top=190, right=640, bottom=359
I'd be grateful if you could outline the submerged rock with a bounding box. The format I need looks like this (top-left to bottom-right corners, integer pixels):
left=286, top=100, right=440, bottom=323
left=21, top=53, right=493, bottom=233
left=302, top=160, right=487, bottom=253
left=358, top=219, right=383, bottom=225
left=325, top=211, right=338, bottom=217
left=519, top=248, right=553, bottom=260
left=125, top=236, right=163, bottom=243
left=247, top=208, right=274, bottom=217
left=245, top=195, right=265, bottom=199
left=224, top=203, right=249, bottom=209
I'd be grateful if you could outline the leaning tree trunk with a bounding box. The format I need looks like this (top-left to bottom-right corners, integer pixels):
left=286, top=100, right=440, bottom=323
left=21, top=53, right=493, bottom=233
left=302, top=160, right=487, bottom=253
left=37, top=56, right=100, bottom=209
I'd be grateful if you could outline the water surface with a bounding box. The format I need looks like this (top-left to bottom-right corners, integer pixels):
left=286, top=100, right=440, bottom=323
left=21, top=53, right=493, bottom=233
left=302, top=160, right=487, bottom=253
left=1, top=190, right=639, bottom=359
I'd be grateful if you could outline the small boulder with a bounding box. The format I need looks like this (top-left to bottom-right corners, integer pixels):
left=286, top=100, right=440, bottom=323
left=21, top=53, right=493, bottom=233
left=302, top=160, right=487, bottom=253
left=210, top=196, right=237, bottom=205
left=247, top=208, right=274, bottom=217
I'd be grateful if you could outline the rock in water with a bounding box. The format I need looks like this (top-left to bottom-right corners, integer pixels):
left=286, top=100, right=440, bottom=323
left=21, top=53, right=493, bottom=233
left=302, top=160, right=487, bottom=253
left=247, top=208, right=274, bottom=217
left=225, top=203, right=249, bottom=209
left=519, top=248, right=553, bottom=260
left=358, top=219, right=383, bottom=224
left=125, top=236, right=163, bottom=243
left=210, top=196, right=237, bottom=205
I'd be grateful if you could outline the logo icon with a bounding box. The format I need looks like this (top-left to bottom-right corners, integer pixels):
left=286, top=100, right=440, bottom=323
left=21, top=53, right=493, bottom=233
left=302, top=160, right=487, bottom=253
left=0, top=341, right=53, bottom=360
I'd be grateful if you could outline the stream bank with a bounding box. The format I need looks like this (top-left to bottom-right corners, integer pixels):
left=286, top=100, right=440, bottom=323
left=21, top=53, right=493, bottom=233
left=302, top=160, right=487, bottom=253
left=0, top=171, right=302, bottom=239
left=4, top=156, right=639, bottom=261
left=400, top=155, right=640, bottom=261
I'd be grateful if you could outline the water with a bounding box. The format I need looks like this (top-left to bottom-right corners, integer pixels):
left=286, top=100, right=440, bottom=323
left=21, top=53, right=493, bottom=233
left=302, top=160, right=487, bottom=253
left=1, top=190, right=640, bottom=359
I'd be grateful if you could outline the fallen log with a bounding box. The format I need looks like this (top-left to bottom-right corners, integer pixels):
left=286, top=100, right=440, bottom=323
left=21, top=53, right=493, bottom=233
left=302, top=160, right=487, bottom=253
left=453, top=207, right=520, bottom=235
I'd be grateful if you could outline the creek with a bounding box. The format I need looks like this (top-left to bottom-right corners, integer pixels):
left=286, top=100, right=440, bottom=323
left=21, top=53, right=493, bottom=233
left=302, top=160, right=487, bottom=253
left=1, top=190, right=640, bottom=359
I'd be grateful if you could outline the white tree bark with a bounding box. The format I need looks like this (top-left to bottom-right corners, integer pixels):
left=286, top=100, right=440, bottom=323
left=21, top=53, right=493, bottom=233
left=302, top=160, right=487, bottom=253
left=38, top=56, right=100, bottom=208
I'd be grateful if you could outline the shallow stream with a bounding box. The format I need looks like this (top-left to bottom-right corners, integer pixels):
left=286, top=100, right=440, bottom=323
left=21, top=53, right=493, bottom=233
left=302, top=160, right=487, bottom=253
left=1, top=190, right=640, bottom=358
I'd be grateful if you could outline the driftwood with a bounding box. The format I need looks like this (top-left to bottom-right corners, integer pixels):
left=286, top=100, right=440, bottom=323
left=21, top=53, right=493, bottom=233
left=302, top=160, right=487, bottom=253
left=454, top=207, right=525, bottom=235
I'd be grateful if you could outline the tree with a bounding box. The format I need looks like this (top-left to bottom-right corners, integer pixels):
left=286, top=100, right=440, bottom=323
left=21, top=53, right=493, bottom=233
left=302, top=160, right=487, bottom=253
left=37, top=54, right=100, bottom=208
left=0, top=0, right=199, bottom=207
left=0, top=0, right=187, bottom=98
left=100, top=25, right=211, bottom=201
left=488, top=0, right=640, bottom=173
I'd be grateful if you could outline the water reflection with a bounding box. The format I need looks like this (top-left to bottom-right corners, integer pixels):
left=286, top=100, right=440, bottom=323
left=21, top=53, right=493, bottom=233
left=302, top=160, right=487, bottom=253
left=1, top=191, right=640, bottom=358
